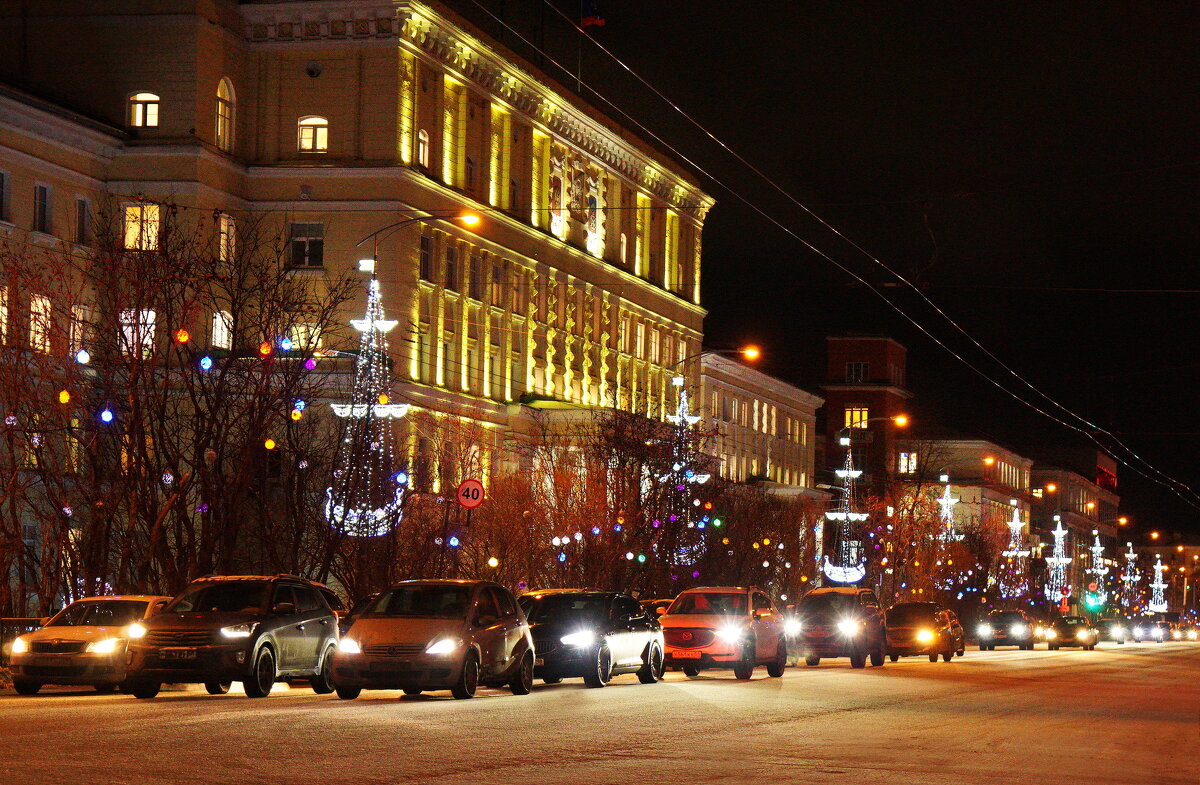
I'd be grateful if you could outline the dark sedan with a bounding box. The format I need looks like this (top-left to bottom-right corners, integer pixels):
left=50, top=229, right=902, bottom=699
left=518, top=590, right=665, bottom=687
left=885, top=602, right=965, bottom=662
left=1047, top=616, right=1097, bottom=650
left=977, top=609, right=1035, bottom=650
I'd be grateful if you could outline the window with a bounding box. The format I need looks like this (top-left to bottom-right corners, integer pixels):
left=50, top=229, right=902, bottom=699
left=120, top=309, right=156, bottom=357
left=288, top=223, right=324, bottom=267
left=635, top=322, right=645, bottom=359
left=490, top=263, right=505, bottom=307
left=215, top=78, right=235, bottom=153
left=619, top=232, right=628, bottom=265
left=29, top=294, right=52, bottom=353
left=74, top=198, right=91, bottom=245
left=465, top=156, right=476, bottom=189
left=33, top=185, right=51, bottom=234
left=844, top=406, right=869, bottom=429
left=419, top=235, right=434, bottom=280
left=217, top=212, right=236, bottom=261
left=129, top=92, right=159, bottom=127
left=297, top=116, right=328, bottom=152
left=846, top=362, right=868, bottom=382
left=468, top=254, right=483, bottom=300
left=70, top=304, right=95, bottom=354
left=444, top=245, right=459, bottom=292
left=417, top=129, right=430, bottom=168
left=123, top=204, right=159, bottom=250
left=898, top=451, right=918, bottom=475
left=289, top=322, right=323, bottom=350
left=648, top=328, right=660, bottom=364
left=211, top=310, right=233, bottom=350
left=0, top=171, right=9, bottom=221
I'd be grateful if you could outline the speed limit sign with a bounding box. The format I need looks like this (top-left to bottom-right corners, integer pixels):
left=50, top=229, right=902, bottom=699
left=456, top=478, right=485, bottom=510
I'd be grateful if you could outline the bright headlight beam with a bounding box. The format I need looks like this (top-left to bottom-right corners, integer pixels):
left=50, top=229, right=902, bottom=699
left=86, top=638, right=120, bottom=654
left=127, top=623, right=147, bottom=640
left=337, top=638, right=361, bottom=654
left=716, top=625, right=744, bottom=642
left=425, top=638, right=458, bottom=655
left=559, top=630, right=596, bottom=647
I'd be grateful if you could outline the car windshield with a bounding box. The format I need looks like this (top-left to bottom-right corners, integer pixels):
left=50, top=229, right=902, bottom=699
left=667, top=593, right=747, bottom=616
left=799, top=593, right=857, bottom=617
left=886, top=604, right=936, bottom=625
left=47, top=600, right=148, bottom=627
left=367, top=586, right=472, bottom=618
left=988, top=611, right=1024, bottom=623
left=167, top=582, right=268, bottom=614
left=519, top=595, right=610, bottom=623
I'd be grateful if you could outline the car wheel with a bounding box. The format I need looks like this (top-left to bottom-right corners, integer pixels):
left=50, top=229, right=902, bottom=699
left=637, top=644, right=663, bottom=684
left=767, top=639, right=787, bottom=678
left=870, top=642, right=885, bottom=667
left=94, top=683, right=119, bottom=694
left=1049, top=643, right=1059, bottom=651
left=850, top=650, right=867, bottom=669
left=511, top=651, right=535, bottom=695
left=584, top=644, right=613, bottom=688
left=311, top=646, right=336, bottom=694
left=403, top=687, right=423, bottom=696
left=542, top=675, right=563, bottom=685
left=13, top=679, right=42, bottom=696
left=452, top=651, right=480, bottom=700
left=733, top=640, right=756, bottom=680
left=957, top=649, right=965, bottom=657
left=942, top=650, right=953, bottom=662
left=1117, top=639, right=1125, bottom=645
left=243, top=647, right=276, bottom=698
left=805, top=655, right=820, bottom=667
left=204, top=681, right=232, bottom=695
left=928, top=653, right=939, bottom=663
left=889, top=653, right=899, bottom=662
left=131, top=681, right=161, bottom=699
left=682, top=666, right=701, bottom=677
left=335, top=686, right=361, bottom=700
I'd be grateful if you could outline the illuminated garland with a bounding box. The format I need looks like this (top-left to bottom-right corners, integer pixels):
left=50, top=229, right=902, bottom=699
left=1147, top=556, right=1168, bottom=613
left=822, top=441, right=866, bottom=584
left=1119, top=542, right=1140, bottom=611
left=1043, top=516, right=1072, bottom=602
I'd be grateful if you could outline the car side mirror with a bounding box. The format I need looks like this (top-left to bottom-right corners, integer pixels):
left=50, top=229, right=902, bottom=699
left=272, top=602, right=296, bottom=616
left=752, top=610, right=763, bottom=620
left=655, top=606, right=666, bottom=616
left=150, top=600, right=169, bottom=616
left=39, top=617, right=50, bottom=627
left=475, top=613, right=498, bottom=628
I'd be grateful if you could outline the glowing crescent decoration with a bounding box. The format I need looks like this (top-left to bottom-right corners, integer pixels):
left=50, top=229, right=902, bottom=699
left=324, top=487, right=406, bottom=538
left=835, top=469, right=863, bottom=479
left=330, top=402, right=411, bottom=419
left=350, top=317, right=397, bottom=333
left=822, top=557, right=866, bottom=584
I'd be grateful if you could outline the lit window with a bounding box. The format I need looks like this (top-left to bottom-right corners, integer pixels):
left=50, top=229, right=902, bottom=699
left=120, top=309, right=156, bottom=358
left=297, top=116, right=328, bottom=152
left=290, top=322, right=323, bottom=350
left=70, top=304, right=95, bottom=354
left=635, top=322, right=645, bottom=359
left=29, top=294, right=52, bottom=353
left=217, top=212, right=236, bottom=261
left=129, top=92, right=160, bottom=127
left=215, top=78, right=235, bottom=153
left=288, top=223, right=324, bottom=267
left=648, top=329, right=660, bottom=365
left=417, top=129, right=430, bottom=168
left=444, top=246, right=459, bottom=292
left=898, top=452, right=918, bottom=474
left=844, top=406, right=869, bottom=429
left=123, top=204, right=160, bottom=250
left=211, top=310, right=233, bottom=350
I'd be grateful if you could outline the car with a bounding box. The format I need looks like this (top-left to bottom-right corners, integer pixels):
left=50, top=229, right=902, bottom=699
left=124, top=574, right=340, bottom=699
left=793, top=587, right=887, bottom=669
left=977, top=609, right=1036, bottom=650
left=1168, top=623, right=1198, bottom=641
left=1132, top=620, right=1170, bottom=642
left=1095, top=616, right=1127, bottom=644
left=341, top=592, right=380, bottom=636
left=659, top=586, right=790, bottom=680
left=641, top=598, right=675, bottom=618
left=1046, top=616, right=1097, bottom=650
left=518, top=589, right=664, bottom=687
left=884, top=602, right=965, bottom=662
left=7, top=595, right=171, bottom=695
left=333, top=579, right=534, bottom=700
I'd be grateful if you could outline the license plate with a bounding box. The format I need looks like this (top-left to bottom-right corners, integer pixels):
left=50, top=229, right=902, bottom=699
left=159, top=648, right=197, bottom=660
left=534, top=658, right=545, bottom=667
left=672, top=650, right=702, bottom=659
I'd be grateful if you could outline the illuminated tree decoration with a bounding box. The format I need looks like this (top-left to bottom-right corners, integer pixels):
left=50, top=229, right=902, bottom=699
left=1085, top=530, right=1109, bottom=606
left=1147, top=556, right=1168, bottom=613
left=655, top=376, right=711, bottom=565
left=1119, top=542, right=1140, bottom=611
left=999, top=507, right=1031, bottom=598
left=325, top=275, right=410, bottom=537
left=936, top=478, right=963, bottom=542
left=1043, top=516, right=1072, bottom=602
left=822, top=443, right=867, bottom=584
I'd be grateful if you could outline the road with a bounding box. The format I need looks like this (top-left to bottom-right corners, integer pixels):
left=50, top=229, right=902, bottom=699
left=1, top=643, right=1196, bottom=785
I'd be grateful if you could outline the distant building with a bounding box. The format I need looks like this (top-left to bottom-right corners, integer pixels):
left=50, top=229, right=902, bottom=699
left=1031, top=458, right=1121, bottom=594
left=699, top=352, right=823, bottom=496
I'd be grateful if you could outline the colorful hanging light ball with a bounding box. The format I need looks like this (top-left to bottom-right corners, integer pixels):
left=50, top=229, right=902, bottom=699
left=258, top=341, right=272, bottom=357
left=58, top=390, right=71, bottom=404
left=294, top=399, right=306, bottom=411
left=557, top=553, right=567, bottom=563
left=264, top=438, right=276, bottom=450
left=75, top=349, right=90, bottom=364
left=378, top=394, right=389, bottom=405
left=290, top=409, right=303, bottom=421
left=175, top=328, right=190, bottom=344
left=199, top=355, right=213, bottom=371
left=394, top=472, right=409, bottom=485
left=279, top=337, right=294, bottom=351
left=304, top=357, right=317, bottom=370
left=99, top=409, right=114, bottom=423
left=448, top=536, right=460, bottom=548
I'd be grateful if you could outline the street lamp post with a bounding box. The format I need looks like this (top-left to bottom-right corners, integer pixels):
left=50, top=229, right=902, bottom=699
left=354, top=211, right=480, bottom=272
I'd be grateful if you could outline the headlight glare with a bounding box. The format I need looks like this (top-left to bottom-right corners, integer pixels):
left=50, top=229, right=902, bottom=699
left=86, top=638, right=121, bottom=654
left=1112, top=626, right=1124, bottom=637
left=1045, top=629, right=1057, bottom=639
left=559, top=630, right=596, bottom=647
left=716, top=624, right=745, bottom=642
left=837, top=619, right=861, bottom=636
left=336, top=637, right=361, bottom=655
left=783, top=619, right=802, bottom=636
left=1076, top=630, right=1090, bottom=640
left=1010, top=624, right=1027, bottom=637
left=916, top=629, right=935, bottom=643
left=220, top=622, right=258, bottom=639
left=425, top=638, right=458, bottom=655
left=127, top=623, right=147, bottom=640
left=11, top=636, right=28, bottom=654
left=977, top=624, right=993, bottom=637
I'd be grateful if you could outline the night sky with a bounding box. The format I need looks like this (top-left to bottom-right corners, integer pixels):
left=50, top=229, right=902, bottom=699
left=447, top=1, right=1200, bottom=538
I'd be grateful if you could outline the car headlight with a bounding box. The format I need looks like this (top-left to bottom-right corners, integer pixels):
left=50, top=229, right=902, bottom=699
left=1172, top=630, right=1182, bottom=640
left=1010, top=624, right=1027, bottom=637
left=916, top=629, right=935, bottom=643
left=220, top=622, right=258, bottom=639
left=1153, top=627, right=1164, bottom=638
left=11, top=636, right=28, bottom=655
left=1045, top=629, right=1057, bottom=639
left=86, top=638, right=121, bottom=654
left=783, top=619, right=802, bottom=636
left=127, top=623, right=147, bottom=640
left=1112, top=626, right=1124, bottom=637
left=716, top=624, right=746, bottom=642
left=560, top=630, right=596, bottom=647
left=977, top=624, right=993, bottom=637
left=425, top=638, right=459, bottom=655
left=1076, top=630, right=1090, bottom=640
left=336, top=637, right=361, bottom=655
left=837, top=619, right=861, bottom=636
left=1133, top=627, right=1143, bottom=637
left=1188, top=630, right=1198, bottom=640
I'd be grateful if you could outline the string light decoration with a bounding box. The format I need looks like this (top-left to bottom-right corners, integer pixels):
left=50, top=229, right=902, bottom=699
left=999, top=506, right=1031, bottom=598
left=1119, top=542, right=1140, bottom=611
left=1147, top=555, right=1168, bottom=613
left=822, top=440, right=867, bottom=584
left=324, top=273, right=410, bottom=537
left=648, top=376, right=712, bottom=567
left=936, top=475, right=963, bottom=542
left=1043, top=516, right=1072, bottom=603
left=1085, top=530, right=1109, bottom=607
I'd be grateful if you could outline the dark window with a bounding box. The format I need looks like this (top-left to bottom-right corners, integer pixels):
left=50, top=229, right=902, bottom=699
left=288, top=222, right=324, bottom=267
left=419, top=235, right=434, bottom=280
left=74, top=198, right=91, bottom=245
left=465, top=156, right=476, bottom=189
left=474, top=587, right=501, bottom=620
left=367, top=585, right=471, bottom=618
left=508, top=178, right=519, bottom=212
left=752, top=593, right=772, bottom=611
left=0, top=172, right=9, bottom=221
left=846, top=362, right=868, bottom=382
left=490, top=263, right=504, bottom=306
left=272, top=584, right=299, bottom=608
left=613, top=595, right=643, bottom=619
left=469, top=254, right=483, bottom=300
left=168, top=581, right=268, bottom=614
left=492, top=587, right=517, bottom=618
left=47, top=600, right=148, bottom=627
left=293, top=585, right=325, bottom=613
left=444, top=246, right=459, bottom=291
left=33, top=185, right=51, bottom=234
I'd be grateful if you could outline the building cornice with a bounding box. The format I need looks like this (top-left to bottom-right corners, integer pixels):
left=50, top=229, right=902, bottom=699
left=238, top=1, right=713, bottom=218
left=0, top=89, right=124, bottom=163
left=702, top=353, right=824, bottom=411
left=822, top=383, right=913, bottom=400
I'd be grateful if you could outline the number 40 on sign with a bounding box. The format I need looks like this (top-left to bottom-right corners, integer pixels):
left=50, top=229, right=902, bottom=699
left=456, top=478, right=485, bottom=510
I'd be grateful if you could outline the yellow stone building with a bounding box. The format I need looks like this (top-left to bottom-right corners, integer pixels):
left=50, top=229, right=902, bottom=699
left=0, top=0, right=712, bottom=488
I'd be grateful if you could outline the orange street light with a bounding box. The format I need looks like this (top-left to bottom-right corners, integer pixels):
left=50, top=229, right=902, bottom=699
left=1150, top=531, right=1160, bottom=540
left=458, top=212, right=481, bottom=227
left=893, top=415, right=909, bottom=427
left=1045, top=483, right=1058, bottom=493
left=740, top=345, right=761, bottom=361
left=1086, top=501, right=1096, bottom=510
left=1118, top=516, right=1129, bottom=526
left=983, top=456, right=996, bottom=465
left=1177, top=545, right=1185, bottom=552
